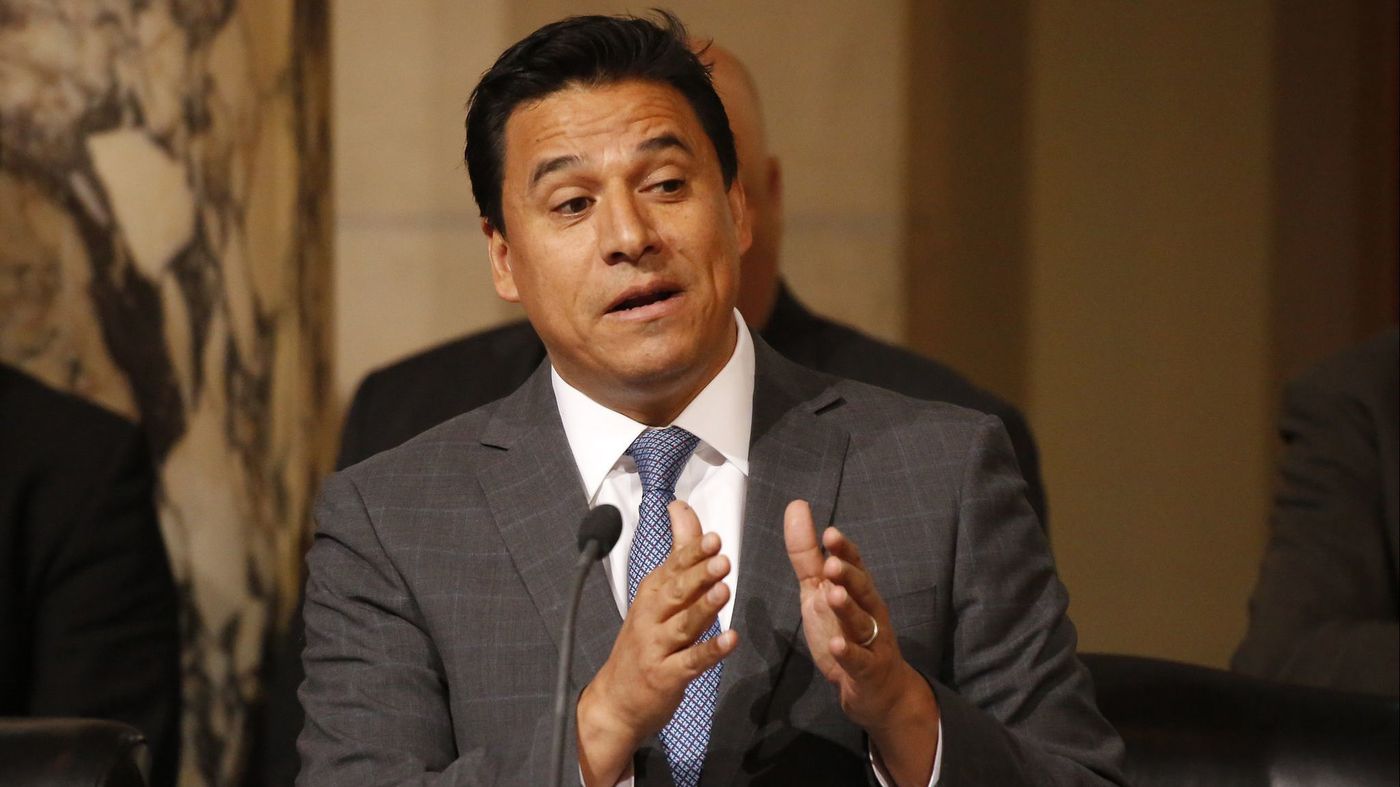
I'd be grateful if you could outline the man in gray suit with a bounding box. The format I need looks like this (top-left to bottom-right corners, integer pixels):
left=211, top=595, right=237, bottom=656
left=298, top=12, right=1123, bottom=786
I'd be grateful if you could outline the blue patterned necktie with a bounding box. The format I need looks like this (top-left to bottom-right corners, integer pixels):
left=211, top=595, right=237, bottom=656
left=625, top=426, right=721, bottom=787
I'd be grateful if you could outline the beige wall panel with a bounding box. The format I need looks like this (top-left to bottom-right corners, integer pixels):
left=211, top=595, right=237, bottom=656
left=506, top=1, right=910, bottom=343
left=337, top=223, right=501, bottom=370
left=333, top=0, right=518, bottom=403
left=905, top=1, right=1031, bottom=406
left=1027, top=1, right=1274, bottom=667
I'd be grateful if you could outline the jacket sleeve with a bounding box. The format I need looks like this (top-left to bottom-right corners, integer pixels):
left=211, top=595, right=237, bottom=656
left=991, top=404, right=1048, bottom=530
left=932, top=415, right=1126, bottom=785
left=297, top=471, right=576, bottom=786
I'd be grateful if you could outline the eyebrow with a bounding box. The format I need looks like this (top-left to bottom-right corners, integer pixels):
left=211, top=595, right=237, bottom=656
left=529, top=154, right=582, bottom=189
left=526, top=134, right=693, bottom=190
left=638, top=133, right=691, bottom=157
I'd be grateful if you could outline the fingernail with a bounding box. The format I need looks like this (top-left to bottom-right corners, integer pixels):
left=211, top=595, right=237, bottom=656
left=708, top=583, right=727, bottom=603
left=708, top=556, right=726, bottom=575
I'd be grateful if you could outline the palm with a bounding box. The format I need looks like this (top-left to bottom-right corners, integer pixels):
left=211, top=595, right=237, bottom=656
left=797, top=579, right=851, bottom=687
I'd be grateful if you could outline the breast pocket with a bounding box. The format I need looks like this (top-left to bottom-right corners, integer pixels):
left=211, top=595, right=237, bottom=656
left=884, top=583, right=943, bottom=677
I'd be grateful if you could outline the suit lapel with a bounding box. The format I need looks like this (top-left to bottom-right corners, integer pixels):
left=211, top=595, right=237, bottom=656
left=703, top=341, right=848, bottom=786
left=476, top=365, right=623, bottom=687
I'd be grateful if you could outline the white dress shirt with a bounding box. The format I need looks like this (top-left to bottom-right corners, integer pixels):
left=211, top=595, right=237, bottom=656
left=553, top=312, right=940, bottom=786
left=553, top=315, right=754, bottom=627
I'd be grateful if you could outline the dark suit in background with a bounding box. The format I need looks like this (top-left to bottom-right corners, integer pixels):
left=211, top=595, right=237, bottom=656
left=1233, top=327, right=1400, bottom=696
left=337, top=284, right=1047, bottom=524
left=0, top=363, right=181, bottom=785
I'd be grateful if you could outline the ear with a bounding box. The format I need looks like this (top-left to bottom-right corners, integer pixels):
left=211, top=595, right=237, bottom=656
left=728, top=179, right=753, bottom=256
left=483, top=218, right=520, bottom=303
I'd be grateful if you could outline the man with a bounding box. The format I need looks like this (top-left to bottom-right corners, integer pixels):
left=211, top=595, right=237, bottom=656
left=299, top=13, right=1121, bottom=785
left=263, top=40, right=1048, bottom=787
left=0, top=362, right=181, bottom=786
left=1233, top=327, right=1399, bottom=696
left=333, top=45, right=1046, bottom=529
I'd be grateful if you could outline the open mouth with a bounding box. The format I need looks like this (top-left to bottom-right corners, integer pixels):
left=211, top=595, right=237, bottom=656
left=607, top=285, right=682, bottom=314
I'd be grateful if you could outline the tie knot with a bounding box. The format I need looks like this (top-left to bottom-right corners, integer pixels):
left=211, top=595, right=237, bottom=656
left=626, top=426, right=700, bottom=495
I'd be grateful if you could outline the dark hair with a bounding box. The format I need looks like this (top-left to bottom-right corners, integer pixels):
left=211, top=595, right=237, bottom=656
left=464, top=10, right=737, bottom=234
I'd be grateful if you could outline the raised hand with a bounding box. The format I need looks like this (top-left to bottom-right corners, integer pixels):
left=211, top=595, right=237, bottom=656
left=576, top=500, right=738, bottom=786
left=784, top=499, right=939, bottom=787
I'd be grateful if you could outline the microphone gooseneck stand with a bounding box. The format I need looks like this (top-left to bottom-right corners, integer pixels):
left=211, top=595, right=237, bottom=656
left=549, top=504, right=623, bottom=787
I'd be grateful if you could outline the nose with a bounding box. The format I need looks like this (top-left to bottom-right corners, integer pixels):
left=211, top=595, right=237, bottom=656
left=597, top=190, right=659, bottom=264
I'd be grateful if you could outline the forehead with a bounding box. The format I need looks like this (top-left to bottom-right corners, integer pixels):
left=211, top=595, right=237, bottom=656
left=501, top=80, right=711, bottom=181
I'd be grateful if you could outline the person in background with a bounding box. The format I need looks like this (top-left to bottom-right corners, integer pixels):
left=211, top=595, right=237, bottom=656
left=1233, top=327, right=1399, bottom=696
left=0, top=361, right=181, bottom=785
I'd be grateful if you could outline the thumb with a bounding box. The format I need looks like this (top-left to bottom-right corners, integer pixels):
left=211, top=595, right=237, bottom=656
left=668, top=498, right=702, bottom=548
left=784, top=499, right=824, bottom=581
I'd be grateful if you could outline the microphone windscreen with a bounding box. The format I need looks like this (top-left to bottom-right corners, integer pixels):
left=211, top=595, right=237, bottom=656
left=578, top=504, right=623, bottom=557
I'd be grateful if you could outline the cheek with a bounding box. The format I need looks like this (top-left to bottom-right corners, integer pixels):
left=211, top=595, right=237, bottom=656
left=514, top=237, right=575, bottom=294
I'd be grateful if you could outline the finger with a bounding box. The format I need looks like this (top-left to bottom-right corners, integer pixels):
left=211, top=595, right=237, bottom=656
left=664, top=525, right=722, bottom=574
left=784, top=500, right=824, bottom=582
left=669, top=580, right=730, bottom=648
left=643, top=551, right=730, bottom=620
left=824, top=581, right=879, bottom=647
left=804, top=580, right=842, bottom=642
left=823, top=554, right=880, bottom=614
left=671, top=628, right=739, bottom=679
left=669, top=499, right=703, bottom=548
left=822, top=526, right=866, bottom=569
left=828, top=631, right=879, bottom=678
left=822, top=530, right=883, bottom=614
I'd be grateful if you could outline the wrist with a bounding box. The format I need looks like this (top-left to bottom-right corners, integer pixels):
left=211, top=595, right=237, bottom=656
left=866, top=662, right=939, bottom=744
left=864, top=664, right=939, bottom=787
left=576, top=680, right=643, bottom=785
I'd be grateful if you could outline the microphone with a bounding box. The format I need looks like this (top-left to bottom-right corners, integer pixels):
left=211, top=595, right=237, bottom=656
left=550, top=504, right=623, bottom=786
left=576, top=503, right=624, bottom=558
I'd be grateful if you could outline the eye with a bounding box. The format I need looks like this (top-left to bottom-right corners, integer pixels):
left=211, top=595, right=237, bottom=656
left=650, top=178, right=686, bottom=195
left=554, top=196, right=592, bottom=216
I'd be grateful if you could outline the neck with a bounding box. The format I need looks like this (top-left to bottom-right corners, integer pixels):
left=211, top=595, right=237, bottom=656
left=612, top=390, right=699, bottom=427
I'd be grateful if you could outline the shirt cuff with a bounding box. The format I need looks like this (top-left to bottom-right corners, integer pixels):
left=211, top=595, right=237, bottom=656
left=869, top=718, right=944, bottom=787
left=578, top=764, right=634, bottom=786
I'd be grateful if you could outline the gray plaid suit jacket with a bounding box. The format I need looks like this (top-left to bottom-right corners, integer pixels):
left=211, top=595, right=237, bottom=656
left=298, top=339, right=1125, bottom=786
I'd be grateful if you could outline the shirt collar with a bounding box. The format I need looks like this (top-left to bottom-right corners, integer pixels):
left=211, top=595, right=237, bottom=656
left=552, top=311, right=755, bottom=499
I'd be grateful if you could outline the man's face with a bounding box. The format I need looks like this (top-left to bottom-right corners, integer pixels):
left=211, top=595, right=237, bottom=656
left=486, top=79, right=750, bottom=421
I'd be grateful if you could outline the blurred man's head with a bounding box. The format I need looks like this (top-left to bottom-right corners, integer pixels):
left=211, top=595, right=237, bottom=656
left=701, top=45, right=784, bottom=329
left=465, top=13, right=751, bottom=425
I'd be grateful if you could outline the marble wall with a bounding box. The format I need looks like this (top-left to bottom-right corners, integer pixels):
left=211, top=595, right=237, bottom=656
left=0, top=1, right=331, bottom=783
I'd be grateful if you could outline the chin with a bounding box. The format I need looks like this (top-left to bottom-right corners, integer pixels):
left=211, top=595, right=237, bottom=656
left=614, top=354, right=699, bottom=389
left=608, top=342, right=711, bottom=389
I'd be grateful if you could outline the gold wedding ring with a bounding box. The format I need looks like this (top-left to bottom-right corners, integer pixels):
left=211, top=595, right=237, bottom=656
left=858, top=618, right=880, bottom=648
